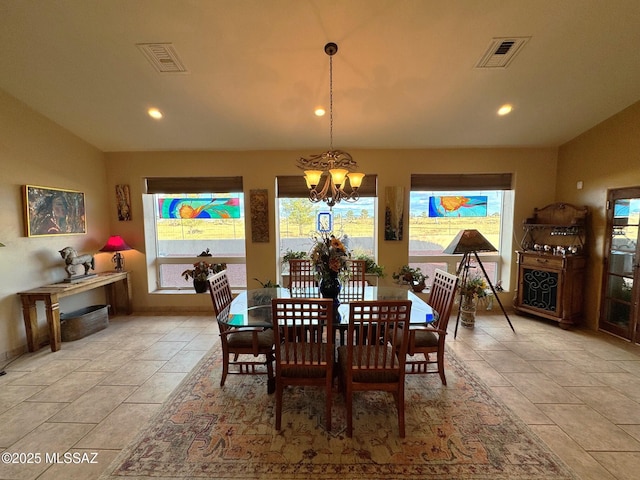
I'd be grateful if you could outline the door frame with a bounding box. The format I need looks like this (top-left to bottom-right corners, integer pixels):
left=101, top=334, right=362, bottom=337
left=599, top=186, right=640, bottom=342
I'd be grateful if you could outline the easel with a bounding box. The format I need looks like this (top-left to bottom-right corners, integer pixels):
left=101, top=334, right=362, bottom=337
left=454, top=250, right=515, bottom=338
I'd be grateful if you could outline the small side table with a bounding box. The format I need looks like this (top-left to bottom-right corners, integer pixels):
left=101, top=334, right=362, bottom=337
left=17, top=271, right=132, bottom=352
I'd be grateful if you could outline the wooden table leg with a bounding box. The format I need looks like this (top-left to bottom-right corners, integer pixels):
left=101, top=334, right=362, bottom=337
left=106, top=283, right=118, bottom=315
left=44, top=295, right=61, bottom=352
left=20, top=296, right=39, bottom=352
left=123, top=273, right=132, bottom=314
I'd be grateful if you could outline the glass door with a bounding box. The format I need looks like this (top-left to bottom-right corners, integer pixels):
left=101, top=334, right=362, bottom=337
left=599, top=187, right=640, bottom=342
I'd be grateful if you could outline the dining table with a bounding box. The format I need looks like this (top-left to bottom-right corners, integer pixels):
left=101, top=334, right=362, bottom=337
left=220, top=285, right=437, bottom=344
left=218, top=285, right=437, bottom=394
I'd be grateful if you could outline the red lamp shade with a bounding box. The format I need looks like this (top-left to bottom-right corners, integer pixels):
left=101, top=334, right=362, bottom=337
left=99, top=235, right=132, bottom=272
left=99, top=235, right=132, bottom=252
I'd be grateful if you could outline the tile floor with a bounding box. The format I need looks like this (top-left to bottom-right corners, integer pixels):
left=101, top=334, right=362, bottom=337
left=1, top=311, right=640, bottom=480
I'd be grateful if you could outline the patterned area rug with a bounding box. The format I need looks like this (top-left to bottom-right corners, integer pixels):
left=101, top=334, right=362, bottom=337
left=101, top=348, right=577, bottom=480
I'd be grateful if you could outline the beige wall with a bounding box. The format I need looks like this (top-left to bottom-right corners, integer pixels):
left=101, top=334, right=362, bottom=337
left=105, top=148, right=559, bottom=312
left=557, top=100, right=640, bottom=330
left=18, top=80, right=634, bottom=360
left=0, top=90, right=109, bottom=360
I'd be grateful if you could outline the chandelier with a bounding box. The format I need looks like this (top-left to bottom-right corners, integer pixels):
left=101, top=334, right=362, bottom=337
left=297, top=42, right=365, bottom=208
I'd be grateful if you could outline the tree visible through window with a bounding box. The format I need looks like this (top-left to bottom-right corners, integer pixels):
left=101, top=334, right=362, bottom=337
left=278, top=198, right=376, bottom=277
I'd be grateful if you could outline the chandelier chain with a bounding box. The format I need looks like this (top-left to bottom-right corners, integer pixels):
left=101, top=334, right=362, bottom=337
left=329, top=53, right=333, bottom=152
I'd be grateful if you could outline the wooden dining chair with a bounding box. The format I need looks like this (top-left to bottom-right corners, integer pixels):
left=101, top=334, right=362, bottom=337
left=337, top=300, right=411, bottom=438
left=271, top=298, right=335, bottom=431
left=404, top=269, right=458, bottom=384
left=208, top=269, right=234, bottom=317
left=341, top=259, right=367, bottom=302
left=208, top=270, right=275, bottom=388
left=288, top=259, right=316, bottom=294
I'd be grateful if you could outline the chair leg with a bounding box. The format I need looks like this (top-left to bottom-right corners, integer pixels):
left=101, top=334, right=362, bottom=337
left=397, top=386, right=406, bottom=438
left=437, top=349, right=447, bottom=385
left=275, top=380, right=283, bottom=430
left=220, top=356, right=229, bottom=387
left=325, top=375, right=332, bottom=432
left=346, top=383, right=353, bottom=438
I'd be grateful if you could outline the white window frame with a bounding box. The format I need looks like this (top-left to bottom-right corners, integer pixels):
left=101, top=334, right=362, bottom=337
left=408, top=189, right=514, bottom=288
left=142, top=193, right=247, bottom=292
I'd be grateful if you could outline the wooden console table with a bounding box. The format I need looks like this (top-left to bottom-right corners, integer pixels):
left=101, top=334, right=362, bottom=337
left=17, top=271, right=132, bottom=352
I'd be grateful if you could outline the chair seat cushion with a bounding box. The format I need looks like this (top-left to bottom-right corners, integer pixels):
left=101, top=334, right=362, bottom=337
left=337, top=345, right=401, bottom=383
left=279, top=343, right=331, bottom=377
left=227, top=328, right=274, bottom=349
left=411, top=329, right=438, bottom=348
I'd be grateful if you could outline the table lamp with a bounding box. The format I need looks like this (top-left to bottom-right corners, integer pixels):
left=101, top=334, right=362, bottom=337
left=99, top=235, right=132, bottom=272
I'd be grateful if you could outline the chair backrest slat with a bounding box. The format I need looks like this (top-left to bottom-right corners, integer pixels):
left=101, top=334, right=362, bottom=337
left=208, top=270, right=233, bottom=317
left=272, top=298, right=334, bottom=367
left=288, top=259, right=316, bottom=292
left=347, top=300, right=411, bottom=372
left=428, top=269, right=459, bottom=330
left=341, top=259, right=367, bottom=301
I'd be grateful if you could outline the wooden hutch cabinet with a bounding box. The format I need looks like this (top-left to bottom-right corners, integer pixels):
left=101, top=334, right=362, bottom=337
left=514, top=203, right=589, bottom=328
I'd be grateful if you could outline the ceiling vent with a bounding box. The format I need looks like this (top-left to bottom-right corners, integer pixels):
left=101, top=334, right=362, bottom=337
left=476, top=37, right=530, bottom=68
left=136, top=43, right=188, bottom=73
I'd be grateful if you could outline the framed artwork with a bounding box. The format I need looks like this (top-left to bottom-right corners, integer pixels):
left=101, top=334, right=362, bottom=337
left=249, top=189, right=269, bottom=242
left=23, top=185, right=86, bottom=237
left=384, top=186, right=404, bottom=241
left=116, top=184, right=132, bottom=221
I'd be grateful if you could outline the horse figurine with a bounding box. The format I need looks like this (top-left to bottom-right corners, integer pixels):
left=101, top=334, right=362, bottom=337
left=59, top=246, right=95, bottom=277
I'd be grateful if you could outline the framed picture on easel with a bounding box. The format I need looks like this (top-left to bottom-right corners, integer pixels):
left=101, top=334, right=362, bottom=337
left=23, top=185, right=86, bottom=237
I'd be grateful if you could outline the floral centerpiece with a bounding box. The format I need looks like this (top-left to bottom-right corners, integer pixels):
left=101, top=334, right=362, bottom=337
left=309, top=233, right=350, bottom=281
left=309, top=233, right=350, bottom=302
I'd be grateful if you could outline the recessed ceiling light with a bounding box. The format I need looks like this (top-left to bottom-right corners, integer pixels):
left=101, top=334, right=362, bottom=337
left=148, top=108, right=163, bottom=119
left=498, top=104, right=513, bottom=116
left=314, top=107, right=326, bottom=117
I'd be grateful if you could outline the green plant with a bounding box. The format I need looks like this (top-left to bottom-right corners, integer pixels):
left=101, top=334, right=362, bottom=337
left=353, top=253, right=385, bottom=277
left=392, top=265, right=427, bottom=285
left=253, top=278, right=280, bottom=288
left=282, top=249, right=308, bottom=262
left=460, top=275, right=488, bottom=301
left=181, top=250, right=226, bottom=281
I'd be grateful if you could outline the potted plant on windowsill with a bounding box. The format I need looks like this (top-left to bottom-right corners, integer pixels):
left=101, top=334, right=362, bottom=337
left=281, top=249, right=308, bottom=272
left=353, top=254, right=385, bottom=278
left=181, top=249, right=226, bottom=293
left=392, top=265, right=428, bottom=293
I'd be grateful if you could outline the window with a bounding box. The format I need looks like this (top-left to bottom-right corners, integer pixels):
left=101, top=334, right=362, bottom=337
left=408, top=174, right=513, bottom=285
left=276, top=175, right=378, bottom=283
left=143, top=177, right=247, bottom=291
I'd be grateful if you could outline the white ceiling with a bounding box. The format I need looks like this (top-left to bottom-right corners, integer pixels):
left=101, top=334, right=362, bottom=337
left=1, top=0, right=640, bottom=152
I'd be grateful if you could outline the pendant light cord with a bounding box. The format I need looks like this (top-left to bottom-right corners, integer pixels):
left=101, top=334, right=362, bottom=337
left=329, top=52, right=333, bottom=152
